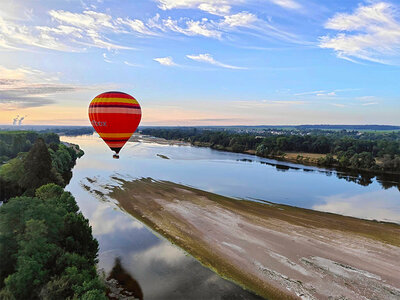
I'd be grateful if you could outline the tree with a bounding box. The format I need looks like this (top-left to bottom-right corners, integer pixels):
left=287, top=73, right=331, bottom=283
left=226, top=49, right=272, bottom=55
left=19, top=138, right=55, bottom=192
left=0, top=186, right=105, bottom=298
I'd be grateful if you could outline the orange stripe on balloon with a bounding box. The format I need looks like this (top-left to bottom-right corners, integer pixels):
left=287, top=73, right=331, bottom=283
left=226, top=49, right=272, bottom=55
left=92, top=98, right=139, bottom=104
left=98, top=132, right=134, bottom=138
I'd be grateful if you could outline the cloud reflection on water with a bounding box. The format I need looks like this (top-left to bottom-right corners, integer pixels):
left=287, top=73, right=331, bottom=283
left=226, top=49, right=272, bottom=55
left=314, top=189, right=400, bottom=223
left=90, top=204, right=144, bottom=236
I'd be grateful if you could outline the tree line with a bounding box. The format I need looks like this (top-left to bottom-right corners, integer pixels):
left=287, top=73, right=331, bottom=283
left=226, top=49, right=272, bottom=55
left=0, top=131, right=60, bottom=163
left=0, top=132, right=84, bottom=202
left=0, top=131, right=107, bottom=298
left=0, top=184, right=106, bottom=299
left=141, top=128, right=400, bottom=173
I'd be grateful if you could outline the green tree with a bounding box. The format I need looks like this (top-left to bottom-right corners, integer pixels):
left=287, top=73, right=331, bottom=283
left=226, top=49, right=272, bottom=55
left=19, top=138, right=56, bottom=193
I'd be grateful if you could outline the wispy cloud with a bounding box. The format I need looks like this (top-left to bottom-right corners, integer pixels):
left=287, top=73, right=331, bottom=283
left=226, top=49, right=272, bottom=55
left=0, top=3, right=308, bottom=53
left=153, top=15, right=222, bottom=38
left=153, top=56, right=177, bottom=66
left=0, top=65, right=84, bottom=110
left=149, top=1, right=306, bottom=43
left=103, top=53, right=113, bottom=63
left=331, top=103, right=346, bottom=107
left=356, top=96, right=377, bottom=102
left=294, top=90, right=325, bottom=96
left=220, top=12, right=257, bottom=27
left=124, top=61, right=141, bottom=67
left=268, top=0, right=301, bottom=10
left=186, top=53, right=246, bottom=69
left=0, top=10, right=136, bottom=51
left=155, top=0, right=302, bottom=16
left=233, top=99, right=307, bottom=108
left=116, top=17, right=157, bottom=36
left=316, top=91, right=336, bottom=97
left=155, top=0, right=235, bottom=16
left=294, top=89, right=356, bottom=97
left=319, top=2, right=400, bottom=65
left=361, top=102, right=378, bottom=106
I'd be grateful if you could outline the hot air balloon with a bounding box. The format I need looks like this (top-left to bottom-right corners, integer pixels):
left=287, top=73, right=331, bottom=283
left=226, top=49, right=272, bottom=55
left=89, top=91, right=141, bottom=159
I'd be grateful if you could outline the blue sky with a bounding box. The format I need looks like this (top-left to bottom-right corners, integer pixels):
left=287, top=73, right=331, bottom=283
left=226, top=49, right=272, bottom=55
left=0, top=0, right=399, bottom=125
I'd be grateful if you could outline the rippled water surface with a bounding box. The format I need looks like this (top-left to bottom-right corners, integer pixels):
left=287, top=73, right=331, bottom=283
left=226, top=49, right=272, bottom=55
left=63, top=134, right=400, bottom=299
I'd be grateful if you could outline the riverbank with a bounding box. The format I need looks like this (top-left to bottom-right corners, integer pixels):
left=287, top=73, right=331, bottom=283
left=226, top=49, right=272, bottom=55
left=138, top=129, right=400, bottom=177
left=100, top=177, right=400, bottom=299
left=193, top=141, right=400, bottom=177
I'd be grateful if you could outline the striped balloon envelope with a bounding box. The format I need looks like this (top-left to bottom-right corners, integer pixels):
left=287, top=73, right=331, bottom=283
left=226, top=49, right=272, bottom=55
left=89, top=91, right=141, bottom=158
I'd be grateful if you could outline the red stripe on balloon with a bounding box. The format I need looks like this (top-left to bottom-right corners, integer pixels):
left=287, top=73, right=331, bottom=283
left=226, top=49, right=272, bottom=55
left=95, top=92, right=135, bottom=99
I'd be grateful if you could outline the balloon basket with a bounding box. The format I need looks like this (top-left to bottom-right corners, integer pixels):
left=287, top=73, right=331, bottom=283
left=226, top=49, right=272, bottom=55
left=113, top=154, right=120, bottom=159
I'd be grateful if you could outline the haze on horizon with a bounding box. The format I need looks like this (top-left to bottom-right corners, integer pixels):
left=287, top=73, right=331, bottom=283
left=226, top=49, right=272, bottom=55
left=0, top=0, right=399, bottom=126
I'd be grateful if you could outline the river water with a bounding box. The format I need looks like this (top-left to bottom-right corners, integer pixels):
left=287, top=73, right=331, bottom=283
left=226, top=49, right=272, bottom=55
left=63, top=134, right=400, bottom=299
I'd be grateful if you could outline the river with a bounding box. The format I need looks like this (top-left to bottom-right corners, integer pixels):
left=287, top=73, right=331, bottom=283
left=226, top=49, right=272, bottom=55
left=63, top=134, right=400, bottom=299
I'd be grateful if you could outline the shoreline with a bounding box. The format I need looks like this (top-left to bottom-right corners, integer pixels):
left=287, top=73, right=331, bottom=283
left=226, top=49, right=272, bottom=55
left=133, top=134, right=400, bottom=177
left=100, top=178, right=400, bottom=299
left=193, top=141, right=400, bottom=177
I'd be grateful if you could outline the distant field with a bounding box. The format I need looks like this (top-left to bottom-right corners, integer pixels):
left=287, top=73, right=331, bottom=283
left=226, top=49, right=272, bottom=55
left=284, top=152, right=327, bottom=163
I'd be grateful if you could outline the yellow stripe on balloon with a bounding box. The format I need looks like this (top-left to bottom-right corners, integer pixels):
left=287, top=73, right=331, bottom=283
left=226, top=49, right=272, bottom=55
left=98, top=132, right=134, bottom=138
left=92, top=98, right=139, bottom=104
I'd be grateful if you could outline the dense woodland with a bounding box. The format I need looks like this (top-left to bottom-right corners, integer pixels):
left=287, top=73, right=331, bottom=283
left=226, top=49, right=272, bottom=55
left=0, top=132, right=83, bottom=201
left=0, top=184, right=106, bottom=299
left=141, top=128, right=400, bottom=173
left=0, top=131, right=106, bottom=298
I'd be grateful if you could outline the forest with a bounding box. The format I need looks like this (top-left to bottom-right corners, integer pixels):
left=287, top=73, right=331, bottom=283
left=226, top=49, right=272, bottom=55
left=141, top=128, right=400, bottom=173
left=0, top=184, right=106, bottom=299
left=0, top=132, right=83, bottom=201
left=0, top=131, right=107, bottom=299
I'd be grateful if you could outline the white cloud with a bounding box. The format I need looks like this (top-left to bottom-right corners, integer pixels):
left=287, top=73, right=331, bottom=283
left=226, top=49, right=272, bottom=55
left=294, top=90, right=325, bottom=96
left=268, top=0, right=301, bottom=10
left=124, top=61, right=141, bottom=67
left=116, top=17, right=156, bottom=36
left=233, top=99, right=307, bottom=108
left=361, top=102, right=378, bottom=106
left=103, top=53, right=112, bottom=63
left=331, top=103, right=346, bottom=107
left=186, top=53, right=246, bottom=69
left=356, top=96, right=376, bottom=101
left=221, top=12, right=257, bottom=27
left=319, top=2, right=400, bottom=64
left=48, top=10, right=116, bottom=31
left=156, top=0, right=302, bottom=15
left=0, top=16, right=73, bottom=51
left=157, top=16, right=222, bottom=38
left=316, top=91, right=336, bottom=97
left=154, top=56, right=177, bottom=66
left=0, top=10, right=137, bottom=51
left=48, top=10, right=133, bottom=50
left=156, top=0, right=235, bottom=16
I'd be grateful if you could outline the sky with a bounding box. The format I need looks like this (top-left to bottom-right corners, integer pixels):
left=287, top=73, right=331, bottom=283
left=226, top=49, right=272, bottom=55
left=0, top=0, right=399, bottom=126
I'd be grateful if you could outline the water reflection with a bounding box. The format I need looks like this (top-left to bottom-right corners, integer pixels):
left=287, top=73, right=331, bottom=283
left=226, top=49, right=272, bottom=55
left=108, top=258, right=143, bottom=300
left=64, top=134, right=400, bottom=223
left=63, top=134, right=400, bottom=298
left=314, top=190, right=400, bottom=223
left=237, top=158, right=400, bottom=190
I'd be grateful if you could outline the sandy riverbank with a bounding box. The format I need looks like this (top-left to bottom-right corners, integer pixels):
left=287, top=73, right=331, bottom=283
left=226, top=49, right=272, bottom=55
left=96, top=178, right=400, bottom=299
